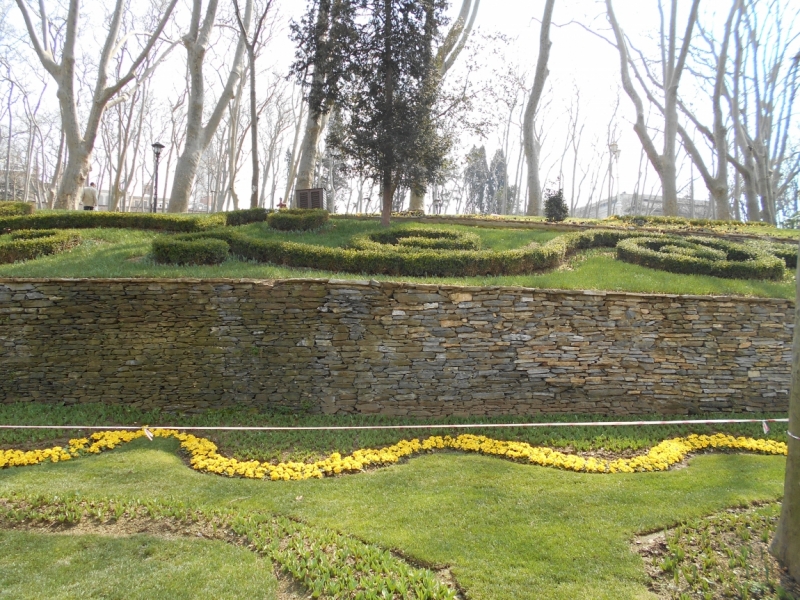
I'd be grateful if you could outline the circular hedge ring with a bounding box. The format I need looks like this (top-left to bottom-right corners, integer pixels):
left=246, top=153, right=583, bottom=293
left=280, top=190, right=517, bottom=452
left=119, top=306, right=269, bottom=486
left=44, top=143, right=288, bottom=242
left=351, top=228, right=482, bottom=251
left=615, top=235, right=785, bottom=280
left=0, top=229, right=81, bottom=264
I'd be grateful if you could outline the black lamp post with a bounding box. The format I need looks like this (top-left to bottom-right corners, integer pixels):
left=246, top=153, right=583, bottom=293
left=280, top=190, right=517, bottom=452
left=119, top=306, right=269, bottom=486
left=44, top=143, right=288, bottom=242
left=151, top=142, right=165, bottom=213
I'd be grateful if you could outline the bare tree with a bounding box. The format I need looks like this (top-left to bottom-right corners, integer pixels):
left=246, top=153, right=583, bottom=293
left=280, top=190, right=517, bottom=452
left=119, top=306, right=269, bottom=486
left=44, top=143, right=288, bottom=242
left=15, top=0, right=178, bottom=209
left=523, top=0, right=555, bottom=216
left=408, top=0, right=480, bottom=212
left=167, top=0, right=253, bottom=212
left=605, top=0, right=700, bottom=216
left=233, top=0, right=275, bottom=208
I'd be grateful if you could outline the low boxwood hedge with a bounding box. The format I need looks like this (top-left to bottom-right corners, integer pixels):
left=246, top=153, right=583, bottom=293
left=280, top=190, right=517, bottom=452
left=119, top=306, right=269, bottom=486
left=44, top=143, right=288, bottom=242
left=226, top=207, right=270, bottom=226
left=0, top=229, right=81, bottom=263
left=0, top=211, right=226, bottom=233
left=267, top=209, right=329, bottom=231
left=151, top=226, right=791, bottom=281
left=152, top=235, right=229, bottom=266
left=615, top=236, right=785, bottom=280
left=0, top=201, right=35, bottom=216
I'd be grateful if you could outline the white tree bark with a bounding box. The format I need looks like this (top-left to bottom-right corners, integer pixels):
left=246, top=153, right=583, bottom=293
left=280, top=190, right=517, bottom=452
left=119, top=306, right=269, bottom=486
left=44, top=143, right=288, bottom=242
left=167, top=0, right=252, bottom=213
left=523, top=0, right=555, bottom=217
left=605, top=0, right=699, bottom=217
left=409, top=0, right=480, bottom=212
left=15, top=0, right=178, bottom=209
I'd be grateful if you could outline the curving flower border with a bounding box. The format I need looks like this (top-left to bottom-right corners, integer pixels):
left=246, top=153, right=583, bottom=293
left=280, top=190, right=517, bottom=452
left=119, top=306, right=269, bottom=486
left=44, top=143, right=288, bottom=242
left=0, top=430, right=788, bottom=480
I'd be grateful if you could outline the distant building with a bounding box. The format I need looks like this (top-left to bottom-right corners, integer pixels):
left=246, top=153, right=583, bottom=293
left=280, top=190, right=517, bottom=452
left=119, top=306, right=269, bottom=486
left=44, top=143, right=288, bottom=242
left=574, top=193, right=714, bottom=219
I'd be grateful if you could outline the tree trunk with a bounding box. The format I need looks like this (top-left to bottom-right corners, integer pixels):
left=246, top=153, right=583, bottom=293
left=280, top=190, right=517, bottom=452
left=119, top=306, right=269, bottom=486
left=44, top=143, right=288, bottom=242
left=380, top=0, right=393, bottom=227
left=523, top=0, right=555, bottom=216
left=56, top=148, right=91, bottom=209
left=409, top=188, right=425, bottom=212
left=770, top=241, right=800, bottom=579
left=248, top=48, right=259, bottom=209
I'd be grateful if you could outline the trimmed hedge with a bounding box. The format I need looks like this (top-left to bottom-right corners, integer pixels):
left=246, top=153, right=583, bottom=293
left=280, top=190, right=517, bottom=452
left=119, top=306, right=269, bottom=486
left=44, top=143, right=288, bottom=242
left=0, top=229, right=81, bottom=263
left=616, top=236, right=785, bottom=280
left=0, top=201, right=35, bottom=216
left=352, top=227, right=482, bottom=251
left=151, top=226, right=791, bottom=281
left=267, top=209, right=329, bottom=231
left=762, top=242, right=798, bottom=270
left=608, top=214, right=772, bottom=228
left=226, top=207, right=270, bottom=226
left=0, top=211, right=226, bottom=233
left=152, top=235, right=229, bottom=266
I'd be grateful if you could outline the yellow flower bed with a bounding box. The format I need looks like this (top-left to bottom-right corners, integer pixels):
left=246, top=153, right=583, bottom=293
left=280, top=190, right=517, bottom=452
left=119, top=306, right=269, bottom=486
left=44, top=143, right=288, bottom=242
left=0, top=430, right=787, bottom=480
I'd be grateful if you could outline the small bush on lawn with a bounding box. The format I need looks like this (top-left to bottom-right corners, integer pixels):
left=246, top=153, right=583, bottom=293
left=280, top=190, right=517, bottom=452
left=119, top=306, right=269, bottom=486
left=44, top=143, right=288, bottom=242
left=226, top=207, right=270, bottom=226
left=544, top=188, right=569, bottom=222
left=0, top=211, right=226, bottom=233
left=616, top=235, right=785, bottom=280
left=0, top=229, right=81, bottom=263
left=0, top=201, right=35, bottom=216
left=152, top=235, right=229, bottom=265
left=267, top=209, right=329, bottom=231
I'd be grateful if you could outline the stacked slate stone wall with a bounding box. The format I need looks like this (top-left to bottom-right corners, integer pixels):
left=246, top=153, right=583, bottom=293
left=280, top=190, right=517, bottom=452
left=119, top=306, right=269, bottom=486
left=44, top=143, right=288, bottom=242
left=0, top=278, right=792, bottom=415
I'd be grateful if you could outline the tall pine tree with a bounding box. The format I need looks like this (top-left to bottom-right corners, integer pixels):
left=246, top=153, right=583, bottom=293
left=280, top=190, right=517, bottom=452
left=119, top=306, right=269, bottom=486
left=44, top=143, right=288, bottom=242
left=294, top=0, right=449, bottom=225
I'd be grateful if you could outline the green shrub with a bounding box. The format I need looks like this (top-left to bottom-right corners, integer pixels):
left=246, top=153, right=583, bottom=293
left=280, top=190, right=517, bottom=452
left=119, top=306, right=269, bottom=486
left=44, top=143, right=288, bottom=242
left=0, top=211, right=226, bottom=233
left=616, top=236, right=785, bottom=280
left=544, top=189, right=569, bottom=222
left=0, top=201, right=35, bottom=216
left=762, top=242, right=798, bottom=269
left=0, top=229, right=81, bottom=263
left=267, top=209, right=329, bottom=231
left=152, top=235, right=229, bottom=265
left=226, top=207, right=270, bottom=226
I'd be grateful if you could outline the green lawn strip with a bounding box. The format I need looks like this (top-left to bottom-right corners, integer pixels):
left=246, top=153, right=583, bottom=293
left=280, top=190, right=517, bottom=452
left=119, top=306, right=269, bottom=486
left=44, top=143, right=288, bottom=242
left=0, top=402, right=788, bottom=463
left=0, top=228, right=793, bottom=298
left=0, top=478, right=457, bottom=599
left=0, top=439, right=786, bottom=599
left=0, top=528, right=278, bottom=600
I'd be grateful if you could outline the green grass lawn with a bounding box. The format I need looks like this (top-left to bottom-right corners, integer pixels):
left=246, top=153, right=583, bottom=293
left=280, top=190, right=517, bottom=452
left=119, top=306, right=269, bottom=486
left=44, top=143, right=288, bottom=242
left=0, top=437, right=786, bottom=600
left=0, top=221, right=794, bottom=298
left=0, top=529, right=278, bottom=600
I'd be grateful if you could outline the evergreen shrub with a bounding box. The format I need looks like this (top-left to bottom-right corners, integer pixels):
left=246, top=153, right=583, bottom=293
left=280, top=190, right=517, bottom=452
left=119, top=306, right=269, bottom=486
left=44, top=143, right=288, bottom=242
left=544, top=189, right=568, bottom=222
left=609, top=214, right=772, bottom=228
left=0, top=201, right=35, bottom=216
left=226, top=207, right=270, bottom=226
left=353, top=228, right=482, bottom=251
left=267, top=209, right=329, bottom=231
left=0, top=229, right=81, bottom=263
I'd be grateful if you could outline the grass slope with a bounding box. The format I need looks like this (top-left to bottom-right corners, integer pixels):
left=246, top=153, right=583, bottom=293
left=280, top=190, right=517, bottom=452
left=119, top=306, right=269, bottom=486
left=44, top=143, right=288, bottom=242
left=0, top=437, right=786, bottom=600
left=0, top=529, right=278, bottom=600
left=0, top=223, right=793, bottom=298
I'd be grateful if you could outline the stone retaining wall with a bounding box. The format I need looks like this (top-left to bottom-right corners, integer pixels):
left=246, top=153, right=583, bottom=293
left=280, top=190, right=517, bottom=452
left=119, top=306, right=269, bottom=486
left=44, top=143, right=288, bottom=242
left=0, top=278, right=792, bottom=416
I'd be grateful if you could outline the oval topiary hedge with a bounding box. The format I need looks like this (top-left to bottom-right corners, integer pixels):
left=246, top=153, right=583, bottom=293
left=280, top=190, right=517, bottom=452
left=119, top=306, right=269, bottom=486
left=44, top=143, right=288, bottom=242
left=0, top=229, right=81, bottom=264
left=351, top=228, right=482, bottom=251
left=267, top=209, right=329, bottom=232
left=615, top=236, right=786, bottom=280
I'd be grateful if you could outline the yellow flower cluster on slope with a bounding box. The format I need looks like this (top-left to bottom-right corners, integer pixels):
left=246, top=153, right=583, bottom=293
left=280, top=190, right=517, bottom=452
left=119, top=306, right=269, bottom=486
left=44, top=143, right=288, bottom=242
left=0, top=429, right=788, bottom=480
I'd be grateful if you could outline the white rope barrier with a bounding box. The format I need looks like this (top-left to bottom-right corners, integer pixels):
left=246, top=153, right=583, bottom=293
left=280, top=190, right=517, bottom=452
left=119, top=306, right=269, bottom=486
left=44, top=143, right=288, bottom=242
left=0, top=418, right=789, bottom=432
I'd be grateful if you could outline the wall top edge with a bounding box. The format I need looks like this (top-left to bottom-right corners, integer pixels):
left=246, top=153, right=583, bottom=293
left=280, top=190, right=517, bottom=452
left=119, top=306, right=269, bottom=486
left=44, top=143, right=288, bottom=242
left=0, top=277, right=792, bottom=305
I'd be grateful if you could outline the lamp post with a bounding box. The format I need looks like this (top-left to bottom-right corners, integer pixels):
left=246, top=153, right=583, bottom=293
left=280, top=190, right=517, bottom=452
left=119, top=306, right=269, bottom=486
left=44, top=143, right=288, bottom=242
left=151, top=142, right=165, bottom=213
left=609, top=142, right=621, bottom=215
